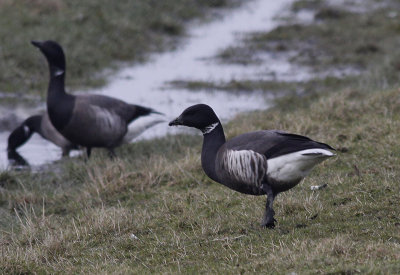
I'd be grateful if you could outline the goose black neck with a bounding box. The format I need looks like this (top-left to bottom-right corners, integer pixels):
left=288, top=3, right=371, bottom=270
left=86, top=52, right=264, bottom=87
left=46, top=66, right=74, bottom=132
left=48, top=65, right=66, bottom=95
left=25, top=115, right=42, bottom=132
left=7, top=115, right=41, bottom=151
left=201, top=122, right=225, bottom=182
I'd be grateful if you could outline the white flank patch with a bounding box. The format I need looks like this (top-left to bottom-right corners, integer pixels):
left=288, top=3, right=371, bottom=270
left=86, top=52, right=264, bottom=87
left=23, top=125, right=30, bottom=136
left=202, top=122, right=219, bottom=134
left=267, top=149, right=334, bottom=183
left=222, top=149, right=266, bottom=187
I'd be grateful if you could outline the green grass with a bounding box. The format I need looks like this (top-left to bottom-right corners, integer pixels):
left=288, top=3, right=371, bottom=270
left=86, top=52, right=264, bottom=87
left=0, top=0, right=238, bottom=101
left=1, top=0, right=400, bottom=273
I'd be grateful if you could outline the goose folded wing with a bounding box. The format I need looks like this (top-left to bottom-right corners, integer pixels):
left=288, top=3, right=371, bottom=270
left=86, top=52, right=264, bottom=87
left=64, top=97, right=127, bottom=146
left=225, top=130, right=334, bottom=159
left=76, top=94, right=143, bottom=123
left=263, top=132, right=335, bottom=159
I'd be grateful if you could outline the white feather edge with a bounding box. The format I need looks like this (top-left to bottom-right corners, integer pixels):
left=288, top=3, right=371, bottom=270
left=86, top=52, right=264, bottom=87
left=53, top=68, right=65, bottom=77
left=202, top=122, right=219, bottom=134
left=23, top=125, right=30, bottom=136
left=90, top=105, right=121, bottom=127
left=223, top=149, right=266, bottom=187
left=267, top=148, right=334, bottom=183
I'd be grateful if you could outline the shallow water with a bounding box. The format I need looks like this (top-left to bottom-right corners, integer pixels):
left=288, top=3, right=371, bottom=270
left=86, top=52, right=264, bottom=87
left=0, top=0, right=295, bottom=169
left=89, top=0, right=296, bottom=138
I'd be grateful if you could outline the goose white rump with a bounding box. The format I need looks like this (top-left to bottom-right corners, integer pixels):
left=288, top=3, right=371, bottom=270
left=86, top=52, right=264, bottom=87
left=267, top=148, right=334, bottom=183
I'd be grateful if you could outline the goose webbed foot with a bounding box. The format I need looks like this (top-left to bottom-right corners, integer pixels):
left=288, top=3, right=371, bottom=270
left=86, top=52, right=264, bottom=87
left=261, top=212, right=277, bottom=229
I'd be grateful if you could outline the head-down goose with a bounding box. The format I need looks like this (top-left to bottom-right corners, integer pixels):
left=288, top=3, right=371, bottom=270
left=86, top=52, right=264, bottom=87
left=169, top=104, right=335, bottom=228
left=31, top=40, right=162, bottom=157
left=7, top=112, right=77, bottom=157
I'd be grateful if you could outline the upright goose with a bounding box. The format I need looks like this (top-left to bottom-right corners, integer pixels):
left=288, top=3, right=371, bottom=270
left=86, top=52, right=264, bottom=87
left=169, top=104, right=335, bottom=228
left=31, top=40, right=162, bottom=157
left=7, top=113, right=77, bottom=157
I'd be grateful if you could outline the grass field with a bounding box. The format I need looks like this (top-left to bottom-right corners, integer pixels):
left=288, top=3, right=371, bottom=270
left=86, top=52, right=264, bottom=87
left=1, top=85, right=399, bottom=274
left=0, top=0, right=236, bottom=101
left=1, top=0, right=400, bottom=274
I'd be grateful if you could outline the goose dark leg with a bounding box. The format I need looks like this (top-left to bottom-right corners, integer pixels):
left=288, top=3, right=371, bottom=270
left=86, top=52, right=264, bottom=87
left=261, top=184, right=277, bottom=228
left=108, top=148, right=116, bottom=159
left=61, top=148, right=69, bottom=157
left=86, top=147, right=92, bottom=158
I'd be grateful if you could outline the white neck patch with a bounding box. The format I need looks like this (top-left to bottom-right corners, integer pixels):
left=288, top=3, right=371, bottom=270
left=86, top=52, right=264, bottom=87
left=53, top=68, right=65, bottom=77
left=202, top=122, right=219, bottom=135
left=23, top=125, right=30, bottom=136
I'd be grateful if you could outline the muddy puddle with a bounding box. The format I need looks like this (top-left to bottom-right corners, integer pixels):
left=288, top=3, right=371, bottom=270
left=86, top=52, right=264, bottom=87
left=0, top=0, right=299, bottom=169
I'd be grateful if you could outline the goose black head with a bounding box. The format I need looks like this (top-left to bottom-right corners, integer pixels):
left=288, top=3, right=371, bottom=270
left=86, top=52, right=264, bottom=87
left=8, top=124, right=32, bottom=152
left=31, top=40, right=66, bottom=76
left=169, top=104, right=220, bottom=133
left=7, top=115, right=41, bottom=152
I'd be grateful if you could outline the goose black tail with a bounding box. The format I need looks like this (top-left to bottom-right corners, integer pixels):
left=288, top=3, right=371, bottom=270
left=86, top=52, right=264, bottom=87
left=131, top=105, right=164, bottom=121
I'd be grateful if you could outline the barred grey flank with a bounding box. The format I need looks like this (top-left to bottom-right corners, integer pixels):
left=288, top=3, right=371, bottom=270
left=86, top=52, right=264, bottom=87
left=221, top=149, right=267, bottom=188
